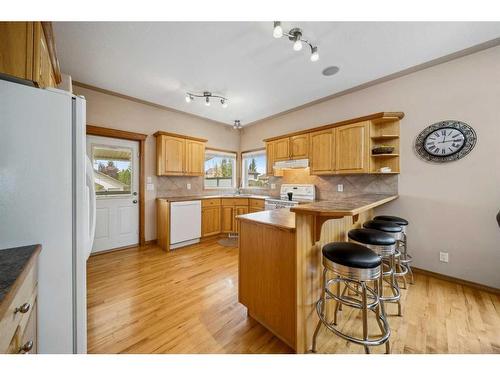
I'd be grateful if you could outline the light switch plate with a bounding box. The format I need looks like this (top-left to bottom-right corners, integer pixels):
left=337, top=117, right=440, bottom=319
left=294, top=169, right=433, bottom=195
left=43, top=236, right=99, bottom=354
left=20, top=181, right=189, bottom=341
left=271, top=183, right=276, bottom=189
left=439, top=252, right=449, bottom=263
left=146, top=183, right=154, bottom=191
left=337, top=184, right=344, bottom=192
left=187, top=183, right=191, bottom=190
left=146, top=176, right=152, bottom=183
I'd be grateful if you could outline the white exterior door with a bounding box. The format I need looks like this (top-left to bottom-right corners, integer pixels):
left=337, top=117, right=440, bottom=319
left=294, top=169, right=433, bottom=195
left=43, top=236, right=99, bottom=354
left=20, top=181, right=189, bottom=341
left=87, top=135, right=139, bottom=253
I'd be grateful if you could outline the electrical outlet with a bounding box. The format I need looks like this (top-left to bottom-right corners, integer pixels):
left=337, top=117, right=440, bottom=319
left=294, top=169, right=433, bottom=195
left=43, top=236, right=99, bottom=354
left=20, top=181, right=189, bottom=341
left=337, top=184, right=344, bottom=192
left=146, top=176, right=152, bottom=184
left=187, top=183, right=191, bottom=190
left=439, top=251, right=449, bottom=263
left=271, top=183, right=276, bottom=189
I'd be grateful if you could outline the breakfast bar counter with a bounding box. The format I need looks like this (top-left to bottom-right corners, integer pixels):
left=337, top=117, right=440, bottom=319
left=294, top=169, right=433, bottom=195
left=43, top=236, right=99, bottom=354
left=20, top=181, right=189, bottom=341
left=237, top=194, right=398, bottom=353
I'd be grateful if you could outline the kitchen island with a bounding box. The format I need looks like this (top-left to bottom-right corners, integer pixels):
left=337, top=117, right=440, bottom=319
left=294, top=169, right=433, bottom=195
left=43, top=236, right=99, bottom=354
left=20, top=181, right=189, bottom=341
left=237, top=193, right=398, bottom=353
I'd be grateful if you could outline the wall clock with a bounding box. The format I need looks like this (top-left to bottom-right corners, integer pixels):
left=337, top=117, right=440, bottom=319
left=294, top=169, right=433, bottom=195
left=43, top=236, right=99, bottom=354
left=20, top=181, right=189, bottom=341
left=415, top=120, right=477, bottom=163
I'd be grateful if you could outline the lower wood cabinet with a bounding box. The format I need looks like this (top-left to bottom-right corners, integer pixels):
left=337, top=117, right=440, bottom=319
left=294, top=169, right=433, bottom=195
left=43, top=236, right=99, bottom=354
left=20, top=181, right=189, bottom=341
left=233, top=206, right=249, bottom=234
left=221, top=206, right=234, bottom=233
left=202, top=206, right=221, bottom=237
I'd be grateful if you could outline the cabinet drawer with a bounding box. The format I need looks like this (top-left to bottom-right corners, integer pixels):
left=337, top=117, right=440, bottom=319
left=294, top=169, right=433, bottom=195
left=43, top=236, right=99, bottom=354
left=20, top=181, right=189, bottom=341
left=0, top=262, right=37, bottom=353
left=202, top=198, right=221, bottom=207
left=221, top=198, right=249, bottom=206
left=249, top=198, right=265, bottom=209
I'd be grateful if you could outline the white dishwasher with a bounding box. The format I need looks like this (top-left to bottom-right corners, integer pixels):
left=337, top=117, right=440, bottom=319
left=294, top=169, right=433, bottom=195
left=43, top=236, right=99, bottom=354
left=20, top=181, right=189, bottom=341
left=170, top=200, right=202, bottom=249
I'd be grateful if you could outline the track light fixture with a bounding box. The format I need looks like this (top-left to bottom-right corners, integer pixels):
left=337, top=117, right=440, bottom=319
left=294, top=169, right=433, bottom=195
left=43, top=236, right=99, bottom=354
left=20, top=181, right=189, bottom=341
left=233, top=120, right=242, bottom=130
left=272, top=22, right=319, bottom=62
left=185, top=91, right=228, bottom=108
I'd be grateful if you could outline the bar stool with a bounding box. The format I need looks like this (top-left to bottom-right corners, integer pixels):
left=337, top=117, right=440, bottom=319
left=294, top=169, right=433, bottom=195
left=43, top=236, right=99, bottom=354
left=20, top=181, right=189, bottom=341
left=312, top=242, right=391, bottom=354
left=348, top=228, right=401, bottom=317
left=374, top=215, right=414, bottom=284
left=363, top=220, right=409, bottom=289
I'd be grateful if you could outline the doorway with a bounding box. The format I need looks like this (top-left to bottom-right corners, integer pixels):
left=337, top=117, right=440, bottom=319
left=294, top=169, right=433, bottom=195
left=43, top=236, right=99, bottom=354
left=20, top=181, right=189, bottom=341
left=86, top=126, right=147, bottom=253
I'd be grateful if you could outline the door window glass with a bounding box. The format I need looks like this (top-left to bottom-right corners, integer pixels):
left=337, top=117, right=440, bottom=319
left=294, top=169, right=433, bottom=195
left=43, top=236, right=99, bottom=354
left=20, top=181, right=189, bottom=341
left=91, top=145, right=133, bottom=196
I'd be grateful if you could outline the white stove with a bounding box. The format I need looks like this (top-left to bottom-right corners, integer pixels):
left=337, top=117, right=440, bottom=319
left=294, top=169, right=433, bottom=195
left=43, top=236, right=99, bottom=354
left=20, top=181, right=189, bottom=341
left=264, top=184, right=316, bottom=210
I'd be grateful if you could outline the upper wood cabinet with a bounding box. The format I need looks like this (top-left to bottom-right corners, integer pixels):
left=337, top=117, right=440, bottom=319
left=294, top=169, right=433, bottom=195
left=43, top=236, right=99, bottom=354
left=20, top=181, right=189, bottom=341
left=309, top=129, right=334, bottom=175
left=263, top=112, right=403, bottom=176
left=154, top=132, right=207, bottom=176
left=273, top=138, right=290, bottom=161
left=290, top=134, right=309, bottom=159
left=0, top=22, right=61, bottom=88
left=334, top=121, right=370, bottom=174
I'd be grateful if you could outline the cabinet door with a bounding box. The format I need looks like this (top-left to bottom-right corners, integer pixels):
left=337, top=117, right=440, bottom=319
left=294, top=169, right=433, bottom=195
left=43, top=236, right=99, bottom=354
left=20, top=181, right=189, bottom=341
left=0, top=22, right=34, bottom=81
left=185, top=140, right=205, bottom=176
left=335, top=121, right=369, bottom=173
left=233, top=206, right=249, bottom=234
left=290, top=134, right=309, bottom=159
left=33, top=22, right=52, bottom=88
left=273, top=138, right=290, bottom=161
left=157, top=135, right=185, bottom=175
left=266, top=142, right=275, bottom=176
left=309, top=129, right=334, bottom=175
left=202, top=206, right=221, bottom=237
left=221, top=206, right=233, bottom=233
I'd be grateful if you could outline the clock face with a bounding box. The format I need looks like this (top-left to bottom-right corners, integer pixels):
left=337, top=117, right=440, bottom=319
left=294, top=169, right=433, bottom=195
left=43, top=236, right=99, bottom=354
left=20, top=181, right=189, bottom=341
left=415, top=121, right=477, bottom=163
left=423, top=127, right=465, bottom=157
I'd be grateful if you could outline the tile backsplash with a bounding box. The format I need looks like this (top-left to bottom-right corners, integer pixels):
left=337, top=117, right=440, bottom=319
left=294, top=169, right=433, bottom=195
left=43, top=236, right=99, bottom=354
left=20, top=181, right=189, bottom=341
left=243, top=169, right=398, bottom=199
left=156, top=169, right=397, bottom=200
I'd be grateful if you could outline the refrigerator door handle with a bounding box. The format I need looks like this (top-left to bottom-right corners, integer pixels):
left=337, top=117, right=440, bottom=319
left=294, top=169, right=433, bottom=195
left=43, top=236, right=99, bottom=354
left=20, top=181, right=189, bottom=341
left=86, top=156, right=96, bottom=256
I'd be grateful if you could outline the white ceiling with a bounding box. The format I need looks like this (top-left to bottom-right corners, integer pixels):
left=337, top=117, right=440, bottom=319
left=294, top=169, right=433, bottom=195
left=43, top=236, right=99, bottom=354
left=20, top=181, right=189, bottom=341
left=53, top=22, right=500, bottom=126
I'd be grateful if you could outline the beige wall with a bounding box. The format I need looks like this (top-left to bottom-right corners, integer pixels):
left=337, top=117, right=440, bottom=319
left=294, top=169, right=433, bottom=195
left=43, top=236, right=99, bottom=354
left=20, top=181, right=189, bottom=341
left=74, top=85, right=240, bottom=242
left=241, top=46, right=500, bottom=288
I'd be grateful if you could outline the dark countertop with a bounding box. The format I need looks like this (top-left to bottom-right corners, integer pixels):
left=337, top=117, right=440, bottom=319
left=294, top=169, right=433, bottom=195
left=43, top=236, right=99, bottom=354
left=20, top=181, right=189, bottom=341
left=156, top=194, right=273, bottom=202
left=290, top=194, right=398, bottom=217
left=0, top=245, right=41, bottom=307
left=237, top=208, right=296, bottom=231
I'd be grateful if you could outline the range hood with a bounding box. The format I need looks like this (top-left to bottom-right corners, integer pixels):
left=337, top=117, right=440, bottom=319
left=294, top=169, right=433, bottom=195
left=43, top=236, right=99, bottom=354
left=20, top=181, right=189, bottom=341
left=274, top=158, right=309, bottom=170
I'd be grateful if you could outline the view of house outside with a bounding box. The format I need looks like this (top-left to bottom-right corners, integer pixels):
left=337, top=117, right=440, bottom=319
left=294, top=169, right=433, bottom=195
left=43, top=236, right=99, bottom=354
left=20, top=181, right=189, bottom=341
left=204, top=152, right=236, bottom=188
left=92, top=146, right=133, bottom=195
left=242, top=151, right=268, bottom=188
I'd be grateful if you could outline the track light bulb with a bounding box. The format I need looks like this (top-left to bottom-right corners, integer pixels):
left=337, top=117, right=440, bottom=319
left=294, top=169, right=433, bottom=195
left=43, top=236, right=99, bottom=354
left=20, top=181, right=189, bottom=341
left=221, top=99, right=228, bottom=108
left=185, top=94, right=192, bottom=103
left=273, top=21, right=283, bottom=38
left=310, top=46, right=319, bottom=62
left=205, top=97, right=210, bottom=106
left=293, top=39, right=303, bottom=51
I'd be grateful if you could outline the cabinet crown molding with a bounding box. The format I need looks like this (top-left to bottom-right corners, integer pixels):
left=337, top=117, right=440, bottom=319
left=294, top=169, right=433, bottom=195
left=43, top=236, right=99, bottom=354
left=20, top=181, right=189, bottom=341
left=154, top=131, right=207, bottom=143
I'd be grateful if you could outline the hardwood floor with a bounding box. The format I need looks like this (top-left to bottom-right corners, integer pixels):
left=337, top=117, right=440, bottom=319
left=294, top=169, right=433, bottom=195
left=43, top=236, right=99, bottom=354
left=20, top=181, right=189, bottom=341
left=87, top=238, right=500, bottom=354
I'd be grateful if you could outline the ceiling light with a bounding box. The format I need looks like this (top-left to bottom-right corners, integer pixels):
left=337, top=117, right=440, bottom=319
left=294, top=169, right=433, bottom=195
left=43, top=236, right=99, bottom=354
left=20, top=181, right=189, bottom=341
left=322, top=66, right=340, bottom=76
left=273, top=23, right=319, bottom=63
left=310, top=46, right=319, bottom=62
left=273, top=21, right=283, bottom=38
left=184, top=91, right=228, bottom=108
left=233, top=120, right=241, bottom=130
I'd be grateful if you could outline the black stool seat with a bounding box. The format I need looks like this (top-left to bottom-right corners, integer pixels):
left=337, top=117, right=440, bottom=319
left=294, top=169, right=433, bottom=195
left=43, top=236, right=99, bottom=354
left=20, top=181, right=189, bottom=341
left=373, top=215, right=409, bottom=226
left=348, top=228, right=396, bottom=246
left=364, top=220, right=402, bottom=233
left=323, top=242, right=381, bottom=269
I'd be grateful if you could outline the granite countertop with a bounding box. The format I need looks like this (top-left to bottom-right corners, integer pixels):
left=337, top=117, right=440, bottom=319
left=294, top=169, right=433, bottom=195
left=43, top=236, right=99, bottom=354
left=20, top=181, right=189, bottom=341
left=157, top=194, right=273, bottom=202
left=237, top=208, right=296, bottom=231
left=290, top=194, right=398, bottom=217
left=0, top=244, right=41, bottom=312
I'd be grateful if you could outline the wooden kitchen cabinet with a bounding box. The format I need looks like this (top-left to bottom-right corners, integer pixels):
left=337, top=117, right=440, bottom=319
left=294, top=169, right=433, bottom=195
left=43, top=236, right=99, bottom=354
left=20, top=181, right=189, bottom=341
left=233, top=206, right=249, bottom=233
left=309, top=129, right=334, bottom=175
left=334, top=121, right=370, bottom=174
left=273, top=138, right=290, bottom=161
left=290, top=134, right=309, bottom=159
left=266, top=142, right=275, bottom=176
left=202, top=206, right=221, bottom=237
left=221, top=206, right=234, bottom=233
left=0, top=22, right=61, bottom=88
left=154, top=132, right=207, bottom=176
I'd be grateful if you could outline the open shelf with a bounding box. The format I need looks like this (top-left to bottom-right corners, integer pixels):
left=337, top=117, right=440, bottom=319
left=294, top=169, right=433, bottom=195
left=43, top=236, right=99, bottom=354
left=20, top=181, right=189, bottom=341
left=371, top=153, right=399, bottom=157
left=371, top=135, right=399, bottom=141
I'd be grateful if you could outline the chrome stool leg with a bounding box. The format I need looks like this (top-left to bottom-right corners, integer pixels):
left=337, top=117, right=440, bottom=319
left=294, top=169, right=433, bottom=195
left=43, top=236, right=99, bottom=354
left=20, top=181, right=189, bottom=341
left=312, top=268, right=328, bottom=353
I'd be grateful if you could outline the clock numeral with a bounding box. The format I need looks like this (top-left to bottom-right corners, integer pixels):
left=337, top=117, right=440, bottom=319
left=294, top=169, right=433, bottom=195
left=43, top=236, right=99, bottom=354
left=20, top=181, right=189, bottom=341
left=434, top=132, right=440, bottom=137
left=441, top=130, right=446, bottom=136
left=448, top=147, right=453, bottom=152
left=452, top=133, right=461, bottom=138
left=441, top=149, right=445, bottom=154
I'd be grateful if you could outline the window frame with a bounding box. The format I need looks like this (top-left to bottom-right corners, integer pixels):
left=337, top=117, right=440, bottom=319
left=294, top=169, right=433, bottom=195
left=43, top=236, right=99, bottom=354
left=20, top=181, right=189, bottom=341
left=241, top=148, right=268, bottom=189
left=204, top=148, right=238, bottom=190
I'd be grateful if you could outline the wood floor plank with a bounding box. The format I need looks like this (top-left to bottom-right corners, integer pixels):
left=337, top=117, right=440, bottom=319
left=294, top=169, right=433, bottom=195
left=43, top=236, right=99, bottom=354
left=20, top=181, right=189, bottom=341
left=87, top=239, right=499, bottom=354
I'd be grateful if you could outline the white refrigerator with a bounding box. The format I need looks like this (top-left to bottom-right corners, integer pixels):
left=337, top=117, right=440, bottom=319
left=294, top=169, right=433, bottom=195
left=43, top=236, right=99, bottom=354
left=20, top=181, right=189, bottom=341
left=0, top=78, right=96, bottom=353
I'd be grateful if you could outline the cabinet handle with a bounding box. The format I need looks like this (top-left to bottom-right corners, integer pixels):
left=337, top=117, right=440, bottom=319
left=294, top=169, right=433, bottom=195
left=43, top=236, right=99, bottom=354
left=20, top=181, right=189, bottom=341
left=14, top=303, right=30, bottom=314
left=18, top=340, right=33, bottom=354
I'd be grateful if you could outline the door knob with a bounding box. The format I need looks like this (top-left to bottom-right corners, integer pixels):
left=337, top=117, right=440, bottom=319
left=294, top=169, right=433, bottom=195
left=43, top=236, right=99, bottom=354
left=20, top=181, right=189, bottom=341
left=133, top=192, right=137, bottom=196
left=133, top=200, right=138, bottom=204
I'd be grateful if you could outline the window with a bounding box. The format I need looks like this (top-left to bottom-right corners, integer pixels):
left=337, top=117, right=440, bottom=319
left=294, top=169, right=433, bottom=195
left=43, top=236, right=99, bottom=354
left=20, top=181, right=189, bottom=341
left=204, top=149, right=237, bottom=189
left=242, top=149, right=269, bottom=189
left=92, top=145, right=133, bottom=196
